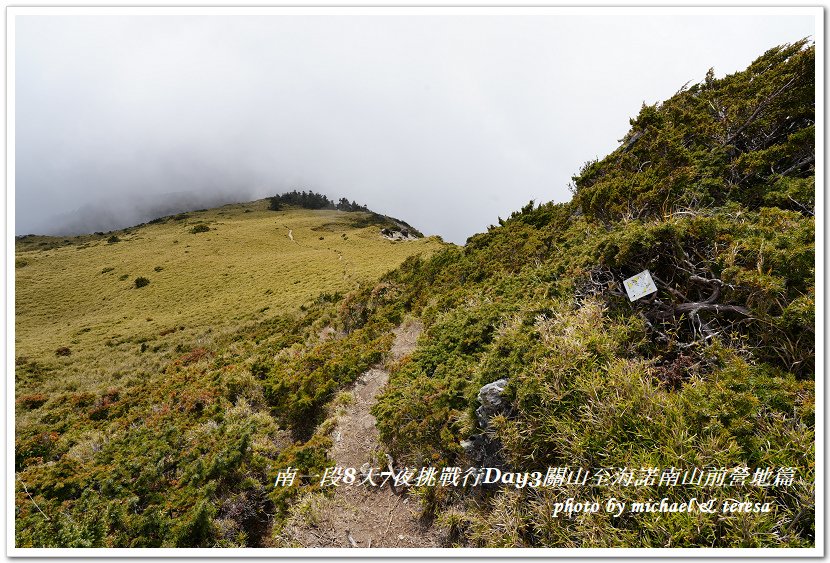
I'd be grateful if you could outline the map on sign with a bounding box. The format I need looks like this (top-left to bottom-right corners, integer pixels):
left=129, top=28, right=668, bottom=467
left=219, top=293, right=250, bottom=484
left=623, top=270, right=658, bottom=302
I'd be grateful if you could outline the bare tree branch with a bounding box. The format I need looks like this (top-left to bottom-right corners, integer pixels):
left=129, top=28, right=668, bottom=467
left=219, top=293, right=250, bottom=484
left=724, top=75, right=798, bottom=146
left=675, top=302, right=752, bottom=316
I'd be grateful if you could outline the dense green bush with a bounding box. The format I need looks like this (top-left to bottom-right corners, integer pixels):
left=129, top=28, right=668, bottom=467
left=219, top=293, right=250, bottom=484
left=262, top=318, right=394, bottom=440
left=572, top=41, right=814, bottom=223
left=364, top=41, right=815, bottom=547
left=268, top=190, right=336, bottom=211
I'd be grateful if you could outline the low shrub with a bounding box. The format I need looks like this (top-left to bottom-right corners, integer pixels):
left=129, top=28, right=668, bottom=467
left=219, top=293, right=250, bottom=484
left=16, top=393, right=48, bottom=410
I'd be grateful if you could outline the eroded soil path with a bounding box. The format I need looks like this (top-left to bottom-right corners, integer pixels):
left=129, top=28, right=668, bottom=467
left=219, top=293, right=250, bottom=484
left=278, top=320, right=441, bottom=548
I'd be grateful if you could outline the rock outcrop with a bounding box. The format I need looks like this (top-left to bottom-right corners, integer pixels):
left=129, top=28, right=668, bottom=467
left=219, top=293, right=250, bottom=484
left=475, top=378, right=509, bottom=429
left=461, top=378, right=510, bottom=467
left=380, top=228, right=418, bottom=241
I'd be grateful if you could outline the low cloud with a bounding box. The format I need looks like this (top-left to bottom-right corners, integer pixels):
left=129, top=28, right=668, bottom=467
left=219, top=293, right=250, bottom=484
left=15, top=13, right=814, bottom=243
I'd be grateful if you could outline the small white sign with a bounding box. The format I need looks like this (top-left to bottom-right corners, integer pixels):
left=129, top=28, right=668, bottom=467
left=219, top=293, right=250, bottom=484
left=623, top=270, right=658, bottom=302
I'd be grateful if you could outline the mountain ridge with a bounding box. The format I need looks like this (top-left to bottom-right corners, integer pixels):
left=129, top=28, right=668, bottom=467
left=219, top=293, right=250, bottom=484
left=15, top=41, right=815, bottom=548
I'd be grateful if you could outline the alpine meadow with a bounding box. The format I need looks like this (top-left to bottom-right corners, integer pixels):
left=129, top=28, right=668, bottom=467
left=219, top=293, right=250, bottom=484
left=14, top=40, right=815, bottom=549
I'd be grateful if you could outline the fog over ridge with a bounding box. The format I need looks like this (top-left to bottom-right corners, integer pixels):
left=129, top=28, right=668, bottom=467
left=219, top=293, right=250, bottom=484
left=15, top=13, right=814, bottom=244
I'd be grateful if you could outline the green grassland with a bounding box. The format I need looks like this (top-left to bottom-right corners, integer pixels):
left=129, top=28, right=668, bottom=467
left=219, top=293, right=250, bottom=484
left=14, top=201, right=444, bottom=547
left=16, top=201, right=443, bottom=395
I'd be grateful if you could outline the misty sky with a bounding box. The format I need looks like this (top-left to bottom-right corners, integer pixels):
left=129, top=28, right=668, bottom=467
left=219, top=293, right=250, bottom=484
left=15, top=11, right=815, bottom=244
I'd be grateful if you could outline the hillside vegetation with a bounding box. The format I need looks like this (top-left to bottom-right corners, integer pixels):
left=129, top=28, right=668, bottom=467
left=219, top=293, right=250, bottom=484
left=15, top=41, right=814, bottom=549
left=15, top=201, right=443, bottom=547
left=365, top=40, right=815, bottom=547
left=16, top=200, right=439, bottom=384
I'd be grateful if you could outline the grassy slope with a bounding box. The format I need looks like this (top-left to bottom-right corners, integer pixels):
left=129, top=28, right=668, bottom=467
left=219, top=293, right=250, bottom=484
left=15, top=200, right=443, bottom=395
left=14, top=200, right=445, bottom=548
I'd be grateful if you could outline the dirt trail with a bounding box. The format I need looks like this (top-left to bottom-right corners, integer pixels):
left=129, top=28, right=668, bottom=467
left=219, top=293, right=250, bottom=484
left=279, top=320, right=441, bottom=548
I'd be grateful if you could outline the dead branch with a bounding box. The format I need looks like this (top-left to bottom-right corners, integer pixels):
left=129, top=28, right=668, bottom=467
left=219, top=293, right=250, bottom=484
left=18, top=477, right=49, bottom=521
left=384, top=495, right=402, bottom=538
left=674, top=302, right=751, bottom=316
left=385, top=453, right=398, bottom=494
left=724, top=75, right=798, bottom=146
left=781, top=154, right=815, bottom=177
